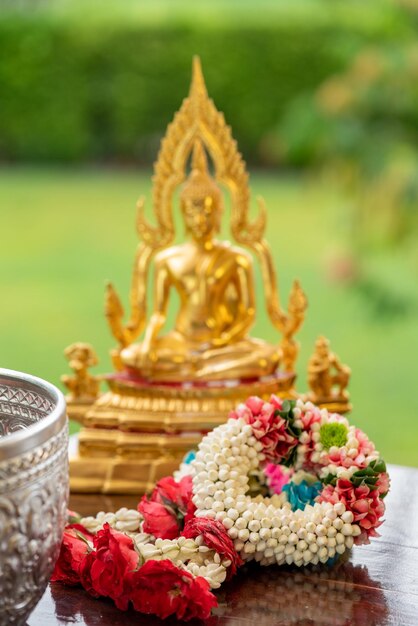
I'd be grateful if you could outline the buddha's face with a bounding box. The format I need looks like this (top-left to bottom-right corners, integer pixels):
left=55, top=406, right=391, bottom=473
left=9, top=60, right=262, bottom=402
left=181, top=194, right=221, bottom=241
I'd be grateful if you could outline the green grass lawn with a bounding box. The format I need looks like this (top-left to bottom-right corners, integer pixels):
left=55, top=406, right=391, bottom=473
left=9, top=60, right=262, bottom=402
left=1, top=166, right=417, bottom=466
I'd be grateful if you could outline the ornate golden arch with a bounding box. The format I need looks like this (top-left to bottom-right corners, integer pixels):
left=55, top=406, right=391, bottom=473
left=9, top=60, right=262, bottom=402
left=106, top=57, right=307, bottom=369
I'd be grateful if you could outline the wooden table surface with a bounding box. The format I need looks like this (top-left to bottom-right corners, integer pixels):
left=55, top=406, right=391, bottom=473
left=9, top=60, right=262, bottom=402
left=29, top=464, right=418, bottom=626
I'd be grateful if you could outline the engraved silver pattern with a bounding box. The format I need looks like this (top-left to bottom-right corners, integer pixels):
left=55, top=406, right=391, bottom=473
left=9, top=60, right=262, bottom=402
left=0, top=383, right=55, bottom=436
left=0, top=370, right=68, bottom=626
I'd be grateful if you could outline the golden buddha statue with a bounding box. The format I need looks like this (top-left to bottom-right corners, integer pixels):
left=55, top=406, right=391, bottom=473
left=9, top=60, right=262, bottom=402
left=120, top=139, right=280, bottom=382
left=65, top=57, right=311, bottom=495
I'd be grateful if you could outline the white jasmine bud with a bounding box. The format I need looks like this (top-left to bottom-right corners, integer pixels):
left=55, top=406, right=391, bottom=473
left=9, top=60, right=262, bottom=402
left=334, top=502, right=345, bottom=515
left=316, top=524, right=327, bottom=537
left=341, top=523, right=353, bottom=536
left=227, top=508, right=239, bottom=521
left=256, top=541, right=267, bottom=552
left=248, top=520, right=261, bottom=532
left=227, top=527, right=238, bottom=539
left=244, top=542, right=256, bottom=554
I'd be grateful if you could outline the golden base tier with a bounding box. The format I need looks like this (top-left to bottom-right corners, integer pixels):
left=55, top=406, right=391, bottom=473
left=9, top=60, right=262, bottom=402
left=70, top=430, right=198, bottom=494
left=69, top=370, right=296, bottom=494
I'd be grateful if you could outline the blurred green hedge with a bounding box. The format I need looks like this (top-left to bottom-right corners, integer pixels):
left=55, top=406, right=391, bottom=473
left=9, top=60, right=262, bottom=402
left=0, top=4, right=412, bottom=165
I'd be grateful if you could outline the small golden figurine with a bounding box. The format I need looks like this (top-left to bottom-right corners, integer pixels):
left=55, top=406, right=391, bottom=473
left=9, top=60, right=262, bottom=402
left=307, top=336, right=351, bottom=413
left=66, top=57, right=314, bottom=494
left=62, top=342, right=101, bottom=400
left=62, top=343, right=101, bottom=421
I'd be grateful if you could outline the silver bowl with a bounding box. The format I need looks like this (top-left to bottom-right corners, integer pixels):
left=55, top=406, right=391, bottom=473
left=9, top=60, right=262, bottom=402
left=0, top=369, right=68, bottom=626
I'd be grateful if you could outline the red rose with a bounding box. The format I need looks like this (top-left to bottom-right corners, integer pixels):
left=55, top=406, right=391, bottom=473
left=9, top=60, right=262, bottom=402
left=51, top=524, right=93, bottom=585
left=153, top=475, right=195, bottom=518
left=86, top=523, right=139, bottom=610
left=78, top=550, right=100, bottom=598
left=318, top=479, right=385, bottom=540
left=182, top=517, right=243, bottom=578
left=138, top=497, right=180, bottom=539
left=230, top=395, right=297, bottom=463
left=156, top=475, right=192, bottom=506
left=130, top=559, right=217, bottom=620
left=138, top=475, right=196, bottom=539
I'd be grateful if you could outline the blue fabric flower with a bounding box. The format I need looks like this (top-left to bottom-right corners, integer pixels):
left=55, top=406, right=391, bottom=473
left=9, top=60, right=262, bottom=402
left=183, top=450, right=196, bottom=465
left=326, top=555, right=341, bottom=567
left=282, top=479, right=322, bottom=511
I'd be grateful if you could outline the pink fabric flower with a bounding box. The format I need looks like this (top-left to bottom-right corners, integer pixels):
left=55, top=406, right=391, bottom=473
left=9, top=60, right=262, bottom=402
left=355, top=428, right=376, bottom=457
left=230, top=395, right=297, bottom=463
left=327, top=448, right=365, bottom=470
left=375, top=472, right=390, bottom=497
left=299, top=406, right=322, bottom=469
left=264, top=463, right=291, bottom=494
left=318, top=478, right=385, bottom=540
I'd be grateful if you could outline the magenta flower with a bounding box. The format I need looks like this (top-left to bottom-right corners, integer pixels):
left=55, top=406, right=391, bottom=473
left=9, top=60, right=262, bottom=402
left=264, top=463, right=291, bottom=494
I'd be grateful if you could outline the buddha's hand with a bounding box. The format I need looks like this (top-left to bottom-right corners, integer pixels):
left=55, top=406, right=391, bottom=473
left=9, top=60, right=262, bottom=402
left=135, top=345, right=153, bottom=371
left=210, top=333, right=231, bottom=348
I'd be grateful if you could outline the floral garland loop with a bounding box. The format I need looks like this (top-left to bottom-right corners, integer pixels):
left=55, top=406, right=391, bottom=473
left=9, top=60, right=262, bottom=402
left=52, top=396, right=389, bottom=621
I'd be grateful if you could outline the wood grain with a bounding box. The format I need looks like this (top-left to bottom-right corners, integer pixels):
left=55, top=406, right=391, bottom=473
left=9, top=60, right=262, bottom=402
left=29, top=464, right=418, bottom=626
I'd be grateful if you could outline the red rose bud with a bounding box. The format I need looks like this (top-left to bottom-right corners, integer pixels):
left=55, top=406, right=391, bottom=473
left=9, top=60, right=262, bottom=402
left=138, top=474, right=196, bottom=539
left=86, top=523, right=140, bottom=610
left=130, top=559, right=217, bottom=620
left=182, top=517, right=243, bottom=578
left=51, top=524, right=94, bottom=585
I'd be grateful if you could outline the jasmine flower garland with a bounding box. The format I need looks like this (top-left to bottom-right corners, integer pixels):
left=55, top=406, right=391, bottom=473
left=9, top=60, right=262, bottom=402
left=52, top=395, right=389, bottom=621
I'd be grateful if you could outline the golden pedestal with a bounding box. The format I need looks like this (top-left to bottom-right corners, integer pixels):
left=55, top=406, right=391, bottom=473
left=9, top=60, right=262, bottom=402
left=69, top=370, right=296, bottom=494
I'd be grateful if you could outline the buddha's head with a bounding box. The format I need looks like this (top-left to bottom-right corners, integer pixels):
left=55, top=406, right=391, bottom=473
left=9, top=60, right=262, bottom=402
left=180, top=139, right=223, bottom=241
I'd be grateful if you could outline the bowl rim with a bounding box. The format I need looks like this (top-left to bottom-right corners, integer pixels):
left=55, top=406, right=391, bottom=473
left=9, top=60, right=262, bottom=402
left=0, top=368, right=67, bottom=461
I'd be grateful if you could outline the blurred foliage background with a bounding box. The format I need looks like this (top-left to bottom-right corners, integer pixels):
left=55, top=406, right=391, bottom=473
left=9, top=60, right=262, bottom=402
left=1, top=0, right=417, bottom=465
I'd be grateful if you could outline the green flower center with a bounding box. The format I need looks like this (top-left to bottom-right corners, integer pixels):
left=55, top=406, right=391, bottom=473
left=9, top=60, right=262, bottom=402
left=319, top=423, right=348, bottom=450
